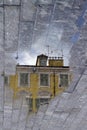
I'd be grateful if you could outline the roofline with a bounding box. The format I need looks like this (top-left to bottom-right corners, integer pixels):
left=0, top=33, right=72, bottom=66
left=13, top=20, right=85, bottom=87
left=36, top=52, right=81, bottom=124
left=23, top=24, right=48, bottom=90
left=37, top=54, right=48, bottom=58
left=16, top=64, right=69, bottom=68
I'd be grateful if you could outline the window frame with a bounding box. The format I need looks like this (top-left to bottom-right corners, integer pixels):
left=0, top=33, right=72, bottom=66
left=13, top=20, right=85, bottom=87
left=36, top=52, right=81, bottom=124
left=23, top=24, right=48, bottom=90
left=39, top=73, right=50, bottom=87
left=18, top=72, right=30, bottom=87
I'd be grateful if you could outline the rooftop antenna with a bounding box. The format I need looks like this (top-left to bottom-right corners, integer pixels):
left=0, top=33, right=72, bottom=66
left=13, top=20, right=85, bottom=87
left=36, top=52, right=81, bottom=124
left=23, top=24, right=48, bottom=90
left=15, top=51, right=19, bottom=59
left=46, top=45, right=50, bottom=57
left=61, top=49, right=64, bottom=58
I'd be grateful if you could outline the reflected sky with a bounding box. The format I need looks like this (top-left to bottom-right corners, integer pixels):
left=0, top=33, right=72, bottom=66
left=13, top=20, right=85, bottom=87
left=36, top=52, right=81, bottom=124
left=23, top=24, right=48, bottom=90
left=0, top=0, right=87, bottom=74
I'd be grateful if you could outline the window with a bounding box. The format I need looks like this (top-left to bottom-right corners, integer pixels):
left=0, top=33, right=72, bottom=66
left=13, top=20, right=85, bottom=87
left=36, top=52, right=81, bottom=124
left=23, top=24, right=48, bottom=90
left=19, top=73, right=29, bottom=86
left=40, top=59, right=46, bottom=66
left=40, top=98, right=49, bottom=105
left=60, top=74, right=68, bottom=87
left=36, top=98, right=50, bottom=109
left=40, top=74, right=49, bottom=86
left=26, top=98, right=33, bottom=112
left=4, top=76, right=9, bottom=86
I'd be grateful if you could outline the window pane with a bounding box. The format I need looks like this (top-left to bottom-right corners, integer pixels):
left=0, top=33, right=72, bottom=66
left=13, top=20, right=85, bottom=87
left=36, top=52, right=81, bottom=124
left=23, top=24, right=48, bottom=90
left=40, top=74, right=49, bottom=86
left=60, top=74, right=68, bottom=87
left=20, top=73, right=28, bottom=86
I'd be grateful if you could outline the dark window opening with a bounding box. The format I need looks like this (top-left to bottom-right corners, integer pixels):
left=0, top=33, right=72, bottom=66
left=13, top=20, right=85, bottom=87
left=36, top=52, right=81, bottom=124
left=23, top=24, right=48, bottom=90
left=40, top=74, right=49, bottom=86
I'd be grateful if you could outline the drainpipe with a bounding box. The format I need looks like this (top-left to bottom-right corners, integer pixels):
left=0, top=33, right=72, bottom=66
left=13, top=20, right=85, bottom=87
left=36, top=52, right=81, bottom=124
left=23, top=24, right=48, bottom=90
left=53, top=71, right=55, bottom=97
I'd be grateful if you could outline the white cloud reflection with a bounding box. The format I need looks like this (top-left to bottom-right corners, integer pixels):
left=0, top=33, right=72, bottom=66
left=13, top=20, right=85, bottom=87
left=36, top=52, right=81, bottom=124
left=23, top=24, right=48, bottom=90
left=18, top=27, right=70, bottom=66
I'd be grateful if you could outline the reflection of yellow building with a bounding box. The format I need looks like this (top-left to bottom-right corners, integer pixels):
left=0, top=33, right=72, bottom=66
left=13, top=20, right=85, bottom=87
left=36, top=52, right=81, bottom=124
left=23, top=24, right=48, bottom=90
left=8, top=54, right=71, bottom=112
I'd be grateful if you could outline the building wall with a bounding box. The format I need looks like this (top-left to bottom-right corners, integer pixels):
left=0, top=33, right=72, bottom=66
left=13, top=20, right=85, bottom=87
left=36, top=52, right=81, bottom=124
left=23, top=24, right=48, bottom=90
left=9, top=68, right=71, bottom=112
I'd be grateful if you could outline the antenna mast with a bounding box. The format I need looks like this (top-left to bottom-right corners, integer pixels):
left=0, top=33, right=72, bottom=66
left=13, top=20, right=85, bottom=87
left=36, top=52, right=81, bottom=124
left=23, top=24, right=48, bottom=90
left=46, top=45, right=50, bottom=57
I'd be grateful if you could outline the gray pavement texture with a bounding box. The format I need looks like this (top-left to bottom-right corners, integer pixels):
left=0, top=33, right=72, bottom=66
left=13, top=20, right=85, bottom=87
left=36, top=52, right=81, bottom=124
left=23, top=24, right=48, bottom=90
left=0, top=0, right=87, bottom=130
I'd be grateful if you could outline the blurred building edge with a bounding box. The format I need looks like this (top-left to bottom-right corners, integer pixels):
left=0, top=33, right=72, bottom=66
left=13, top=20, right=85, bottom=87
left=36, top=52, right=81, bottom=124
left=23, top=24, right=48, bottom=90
left=5, top=54, right=72, bottom=113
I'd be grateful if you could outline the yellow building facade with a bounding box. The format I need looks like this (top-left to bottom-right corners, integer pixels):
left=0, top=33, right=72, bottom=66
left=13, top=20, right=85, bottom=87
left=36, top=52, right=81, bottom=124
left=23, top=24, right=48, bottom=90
left=8, top=54, right=71, bottom=112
